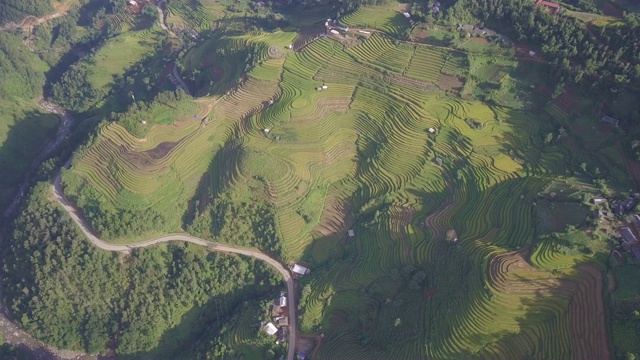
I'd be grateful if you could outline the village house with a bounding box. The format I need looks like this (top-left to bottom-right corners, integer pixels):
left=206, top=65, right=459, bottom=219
left=291, top=263, right=310, bottom=276
left=263, top=322, right=278, bottom=336
left=590, top=197, right=606, bottom=205
left=600, top=114, right=620, bottom=127
left=619, top=227, right=638, bottom=245
left=348, top=229, right=355, bottom=237
left=535, top=0, right=560, bottom=13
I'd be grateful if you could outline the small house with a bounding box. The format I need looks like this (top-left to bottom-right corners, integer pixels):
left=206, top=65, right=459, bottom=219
left=279, top=294, right=287, bottom=307
left=128, top=0, right=137, bottom=5
left=528, top=50, right=536, bottom=57
left=428, top=128, right=436, bottom=134
left=590, top=197, right=606, bottom=205
left=403, top=12, right=411, bottom=18
left=621, top=198, right=638, bottom=211
left=348, top=229, right=355, bottom=237
left=633, top=214, right=640, bottom=227
left=619, top=227, right=639, bottom=245
left=330, top=29, right=340, bottom=35
left=274, top=316, right=289, bottom=327
left=291, top=264, right=310, bottom=275
left=600, top=114, right=620, bottom=127
left=322, top=85, right=328, bottom=89
left=263, top=322, right=278, bottom=336
left=264, top=128, right=270, bottom=133
left=536, top=0, right=560, bottom=13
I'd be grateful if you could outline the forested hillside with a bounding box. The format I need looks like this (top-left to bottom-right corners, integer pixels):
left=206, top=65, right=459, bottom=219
left=0, top=0, right=53, bottom=25
left=447, top=0, right=640, bottom=99
left=1, top=183, right=282, bottom=356
left=0, top=32, right=58, bottom=212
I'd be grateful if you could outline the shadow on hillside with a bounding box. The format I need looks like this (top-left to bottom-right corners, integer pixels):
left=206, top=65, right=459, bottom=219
left=0, top=109, right=60, bottom=220
left=182, top=140, right=242, bottom=229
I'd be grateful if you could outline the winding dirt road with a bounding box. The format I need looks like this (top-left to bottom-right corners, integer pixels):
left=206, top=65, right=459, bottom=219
left=52, top=173, right=297, bottom=360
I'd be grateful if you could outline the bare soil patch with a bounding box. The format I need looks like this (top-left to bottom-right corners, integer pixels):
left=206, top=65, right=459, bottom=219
left=143, top=141, right=178, bottom=159
left=388, top=73, right=438, bottom=91
left=470, top=37, right=489, bottom=45
left=437, top=73, right=464, bottom=91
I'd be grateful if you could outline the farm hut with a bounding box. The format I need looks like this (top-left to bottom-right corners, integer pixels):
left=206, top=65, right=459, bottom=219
left=619, top=227, right=639, bottom=245
left=330, top=29, right=340, bottom=35
left=279, top=294, right=287, bottom=307
left=428, top=127, right=436, bottom=134
left=263, top=322, right=278, bottom=336
left=322, top=85, right=328, bottom=89
left=528, top=50, right=536, bottom=57
left=614, top=204, right=625, bottom=216
left=128, top=0, right=137, bottom=5
left=274, top=316, right=289, bottom=327
left=264, top=128, right=270, bottom=133
left=590, top=197, right=606, bottom=205
left=291, top=264, right=310, bottom=275
left=141, top=120, right=147, bottom=125
left=600, top=114, right=620, bottom=126
left=348, top=229, right=355, bottom=237
left=287, top=44, right=293, bottom=49
left=403, top=12, right=411, bottom=18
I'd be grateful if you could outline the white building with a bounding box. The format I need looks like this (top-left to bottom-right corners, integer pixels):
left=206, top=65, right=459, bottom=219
left=321, top=85, right=328, bottom=89
left=330, top=29, right=340, bottom=35
left=403, top=12, right=411, bottom=18
left=263, top=322, right=278, bottom=335
left=279, top=294, right=287, bottom=307
left=428, top=128, right=436, bottom=134
left=528, top=50, right=536, bottom=57
left=291, top=264, right=310, bottom=275
left=348, top=229, right=355, bottom=237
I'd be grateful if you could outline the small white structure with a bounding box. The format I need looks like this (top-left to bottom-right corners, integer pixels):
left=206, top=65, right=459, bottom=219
left=528, top=50, right=536, bottom=57
left=321, top=85, right=328, bottom=89
left=330, top=29, right=340, bottom=35
left=279, top=294, right=287, bottom=307
left=141, top=120, right=147, bottom=125
left=358, top=30, right=371, bottom=34
left=128, top=0, right=137, bottom=5
left=263, top=322, right=278, bottom=336
left=291, top=264, right=310, bottom=275
left=428, top=127, right=436, bottom=134
left=264, top=128, right=270, bottom=133
left=316, top=87, right=323, bottom=91
left=287, top=44, right=293, bottom=49
left=348, top=229, right=355, bottom=237
left=403, top=12, right=411, bottom=18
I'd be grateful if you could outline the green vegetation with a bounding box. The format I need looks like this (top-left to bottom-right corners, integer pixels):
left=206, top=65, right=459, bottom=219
left=0, top=0, right=52, bottom=25
left=1, top=183, right=283, bottom=356
left=0, top=32, right=59, bottom=211
left=2, top=0, right=640, bottom=358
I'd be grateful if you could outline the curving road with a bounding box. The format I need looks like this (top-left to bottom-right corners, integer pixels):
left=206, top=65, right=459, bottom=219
left=52, top=173, right=297, bottom=360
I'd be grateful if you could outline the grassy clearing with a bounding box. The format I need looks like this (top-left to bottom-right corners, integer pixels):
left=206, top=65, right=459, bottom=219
left=87, top=27, right=165, bottom=94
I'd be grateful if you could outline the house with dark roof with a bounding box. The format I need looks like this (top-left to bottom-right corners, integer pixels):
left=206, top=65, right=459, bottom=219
left=592, top=209, right=602, bottom=219
left=614, top=204, right=626, bottom=216
left=621, top=198, right=638, bottom=211
left=619, top=227, right=639, bottom=245
left=600, top=114, right=620, bottom=127
left=630, top=244, right=640, bottom=260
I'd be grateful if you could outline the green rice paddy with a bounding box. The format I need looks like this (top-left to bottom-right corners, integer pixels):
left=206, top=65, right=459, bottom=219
left=63, top=6, right=614, bottom=358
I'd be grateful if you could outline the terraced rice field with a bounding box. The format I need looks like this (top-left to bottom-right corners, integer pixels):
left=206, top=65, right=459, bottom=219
left=65, top=18, right=610, bottom=359
left=340, top=6, right=410, bottom=38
